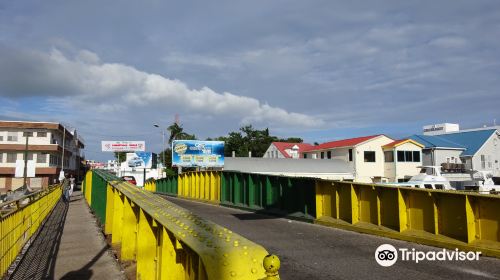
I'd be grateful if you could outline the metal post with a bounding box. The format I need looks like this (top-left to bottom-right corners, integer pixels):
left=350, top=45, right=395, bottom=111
left=61, top=126, right=66, bottom=178
left=22, top=134, right=29, bottom=190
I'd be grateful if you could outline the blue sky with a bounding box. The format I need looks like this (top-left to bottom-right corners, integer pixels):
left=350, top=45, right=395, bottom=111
left=1, top=1, right=499, bottom=161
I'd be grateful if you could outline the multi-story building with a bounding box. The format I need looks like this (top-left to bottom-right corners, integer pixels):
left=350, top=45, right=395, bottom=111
left=0, top=121, right=85, bottom=192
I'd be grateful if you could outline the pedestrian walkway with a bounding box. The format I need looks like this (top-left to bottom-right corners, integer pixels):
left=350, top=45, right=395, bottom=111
left=9, top=190, right=124, bottom=280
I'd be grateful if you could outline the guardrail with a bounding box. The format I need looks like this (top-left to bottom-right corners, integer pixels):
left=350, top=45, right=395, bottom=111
left=0, top=185, right=62, bottom=277
left=85, top=170, right=279, bottom=279
left=315, top=180, right=500, bottom=257
left=152, top=171, right=500, bottom=258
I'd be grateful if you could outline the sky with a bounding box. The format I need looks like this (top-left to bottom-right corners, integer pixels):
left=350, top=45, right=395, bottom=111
left=0, top=1, right=499, bottom=161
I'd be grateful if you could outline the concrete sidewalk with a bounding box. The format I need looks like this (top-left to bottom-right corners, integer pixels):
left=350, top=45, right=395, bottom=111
left=9, top=190, right=124, bottom=280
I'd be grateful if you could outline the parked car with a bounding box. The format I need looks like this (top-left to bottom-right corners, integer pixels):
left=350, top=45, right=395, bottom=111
left=121, top=176, right=137, bottom=185
left=128, top=156, right=143, bottom=167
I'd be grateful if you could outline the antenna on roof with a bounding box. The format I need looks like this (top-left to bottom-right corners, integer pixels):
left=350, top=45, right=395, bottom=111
left=175, top=113, right=180, bottom=125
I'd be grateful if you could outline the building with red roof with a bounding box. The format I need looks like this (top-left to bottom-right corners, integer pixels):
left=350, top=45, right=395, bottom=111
left=263, top=142, right=314, bottom=159
left=300, top=135, right=424, bottom=183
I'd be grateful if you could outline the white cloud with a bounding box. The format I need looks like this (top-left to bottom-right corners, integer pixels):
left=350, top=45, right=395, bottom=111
left=429, top=36, right=468, bottom=48
left=0, top=47, right=324, bottom=129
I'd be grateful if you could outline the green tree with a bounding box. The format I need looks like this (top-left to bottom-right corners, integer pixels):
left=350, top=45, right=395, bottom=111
left=167, top=123, right=196, bottom=144
left=114, top=152, right=126, bottom=163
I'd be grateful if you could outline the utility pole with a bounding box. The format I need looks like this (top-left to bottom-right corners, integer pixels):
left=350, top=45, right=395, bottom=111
left=22, top=133, right=30, bottom=191
left=59, top=125, right=66, bottom=181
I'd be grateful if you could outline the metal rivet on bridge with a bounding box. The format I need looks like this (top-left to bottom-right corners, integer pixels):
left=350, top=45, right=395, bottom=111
left=223, top=253, right=228, bottom=258
left=230, top=271, right=236, bottom=277
left=252, top=258, right=257, bottom=263
left=251, top=268, right=257, bottom=274
left=223, top=261, right=228, bottom=266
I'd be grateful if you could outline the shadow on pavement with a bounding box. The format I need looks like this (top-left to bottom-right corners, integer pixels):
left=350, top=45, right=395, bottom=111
left=59, top=246, right=109, bottom=280
left=232, top=212, right=281, bottom=220
left=8, top=198, right=68, bottom=280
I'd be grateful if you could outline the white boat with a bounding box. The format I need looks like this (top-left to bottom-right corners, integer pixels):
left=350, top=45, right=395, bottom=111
left=465, top=170, right=500, bottom=194
left=382, top=166, right=455, bottom=190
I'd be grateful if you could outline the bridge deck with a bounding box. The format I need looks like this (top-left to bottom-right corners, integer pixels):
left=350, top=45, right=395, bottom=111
left=163, top=195, right=500, bottom=280
left=9, top=190, right=123, bottom=280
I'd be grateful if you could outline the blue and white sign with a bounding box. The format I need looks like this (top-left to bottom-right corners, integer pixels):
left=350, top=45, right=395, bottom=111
left=172, top=140, right=224, bottom=167
left=126, top=152, right=153, bottom=168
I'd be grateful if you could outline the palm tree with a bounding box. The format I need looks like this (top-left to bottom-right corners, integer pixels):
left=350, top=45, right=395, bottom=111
left=167, top=123, right=195, bottom=144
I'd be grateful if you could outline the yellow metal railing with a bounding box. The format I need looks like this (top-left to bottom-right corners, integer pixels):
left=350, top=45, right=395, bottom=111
left=178, top=171, right=221, bottom=203
left=143, top=178, right=156, bottom=192
left=0, top=185, right=62, bottom=277
left=315, top=181, right=500, bottom=257
left=93, top=174, right=278, bottom=279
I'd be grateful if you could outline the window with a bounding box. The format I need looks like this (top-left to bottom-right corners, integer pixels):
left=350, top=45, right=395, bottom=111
left=413, top=151, right=420, bottom=162
left=384, top=151, right=394, bottom=162
left=0, top=136, right=3, bottom=141
left=327, top=151, right=331, bottom=159
left=364, top=151, right=376, bottom=162
left=37, top=132, right=47, bottom=137
left=23, top=132, right=33, bottom=137
left=22, top=153, right=34, bottom=161
left=481, top=155, right=486, bottom=169
left=7, top=153, right=17, bottom=163
left=397, top=150, right=420, bottom=162
left=321, top=152, right=324, bottom=159
left=405, top=151, right=413, bottom=162
left=37, top=153, right=48, bottom=163
left=303, top=154, right=308, bottom=159
left=397, top=151, right=405, bottom=162
left=0, top=153, right=3, bottom=163
left=348, top=149, right=353, bottom=161
left=7, top=132, right=18, bottom=142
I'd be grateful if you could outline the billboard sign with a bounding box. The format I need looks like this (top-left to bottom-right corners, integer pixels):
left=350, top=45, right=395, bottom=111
left=172, top=140, right=224, bottom=167
left=126, top=152, right=155, bottom=168
left=101, top=141, right=145, bottom=152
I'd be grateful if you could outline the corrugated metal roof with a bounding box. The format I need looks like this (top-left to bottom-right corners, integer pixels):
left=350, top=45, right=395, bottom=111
left=409, top=129, right=496, bottom=156
left=224, top=157, right=352, bottom=174
left=436, top=129, right=496, bottom=156
left=303, top=135, right=384, bottom=152
left=409, top=135, right=465, bottom=149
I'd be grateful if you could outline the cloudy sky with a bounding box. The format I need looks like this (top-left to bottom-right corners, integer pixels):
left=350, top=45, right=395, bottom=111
left=1, top=1, right=499, bottom=160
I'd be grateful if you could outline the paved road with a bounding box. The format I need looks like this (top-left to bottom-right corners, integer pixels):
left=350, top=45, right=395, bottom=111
left=164, top=196, right=500, bottom=280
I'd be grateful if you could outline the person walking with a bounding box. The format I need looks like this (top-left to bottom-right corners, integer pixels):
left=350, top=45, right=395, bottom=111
left=69, top=174, right=75, bottom=197
left=61, top=174, right=70, bottom=202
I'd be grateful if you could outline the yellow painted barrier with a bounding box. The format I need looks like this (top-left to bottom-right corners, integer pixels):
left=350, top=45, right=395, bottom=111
left=144, top=179, right=156, bottom=192
left=84, top=170, right=92, bottom=205
left=178, top=171, right=221, bottom=203
left=0, top=185, right=62, bottom=277
left=315, top=181, right=500, bottom=257
left=98, top=177, right=277, bottom=279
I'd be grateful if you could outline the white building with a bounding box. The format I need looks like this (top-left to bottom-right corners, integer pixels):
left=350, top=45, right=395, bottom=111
left=301, top=135, right=424, bottom=183
left=382, top=139, right=424, bottom=182
left=0, top=121, right=85, bottom=192
left=263, top=142, right=313, bottom=159
left=411, top=128, right=500, bottom=177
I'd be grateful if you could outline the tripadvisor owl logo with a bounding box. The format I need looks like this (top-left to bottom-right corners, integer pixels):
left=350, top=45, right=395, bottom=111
left=375, top=244, right=398, bottom=267
left=375, top=244, right=482, bottom=267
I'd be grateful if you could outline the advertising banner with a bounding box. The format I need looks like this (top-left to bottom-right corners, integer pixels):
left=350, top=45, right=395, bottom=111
left=172, top=140, right=224, bottom=167
left=15, top=160, right=35, bottom=178
left=101, top=141, right=146, bottom=152
left=126, top=152, right=154, bottom=168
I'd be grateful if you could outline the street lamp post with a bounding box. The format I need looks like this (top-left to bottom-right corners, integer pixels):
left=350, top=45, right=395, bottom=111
left=154, top=124, right=166, bottom=178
